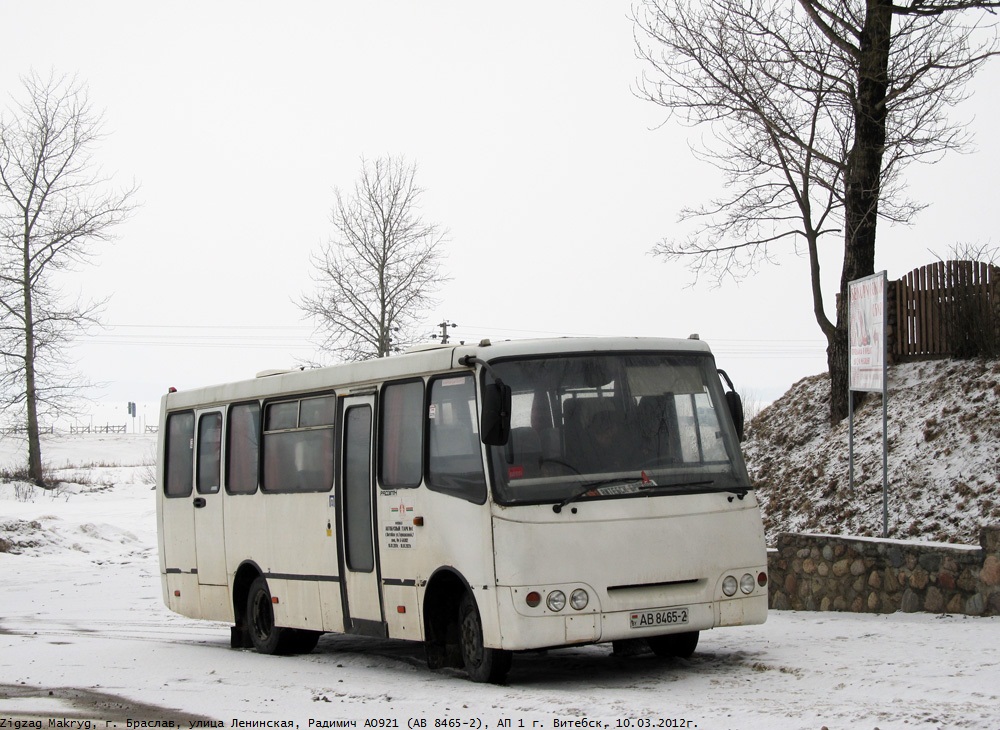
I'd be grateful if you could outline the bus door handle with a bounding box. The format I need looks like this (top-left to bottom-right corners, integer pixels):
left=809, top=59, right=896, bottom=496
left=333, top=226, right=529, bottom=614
left=193, top=497, right=207, bottom=508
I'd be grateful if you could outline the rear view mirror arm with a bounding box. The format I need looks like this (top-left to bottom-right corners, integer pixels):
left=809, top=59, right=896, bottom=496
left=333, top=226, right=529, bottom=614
left=459, top=355, right=511, bottom=446
left=717, top=368, right=746, bottom=443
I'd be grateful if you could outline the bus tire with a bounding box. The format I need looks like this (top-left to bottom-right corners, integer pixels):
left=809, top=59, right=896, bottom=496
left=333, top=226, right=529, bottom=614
left=288, top=629, right=322, bottom=655
left=425, top=641, right=446, bottom=670
left=458, top=593, right=512, bottom=684
left=647, top=631, right=699, bottom=659
left=247, top=576, right=290, bottom=655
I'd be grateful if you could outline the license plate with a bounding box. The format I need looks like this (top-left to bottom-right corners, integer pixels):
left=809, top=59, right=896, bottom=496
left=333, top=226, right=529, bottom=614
left=629, top=607, right=689, bottom=629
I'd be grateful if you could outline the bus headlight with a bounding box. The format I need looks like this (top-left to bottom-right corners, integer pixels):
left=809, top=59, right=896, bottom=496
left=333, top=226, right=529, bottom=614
left=570, top=589, right=589, bottom=610
left=546, top=590, right=567, bottom=612
left=740, top=573, right=756, bottom=595
left=722, top=576, right=738, bottom=597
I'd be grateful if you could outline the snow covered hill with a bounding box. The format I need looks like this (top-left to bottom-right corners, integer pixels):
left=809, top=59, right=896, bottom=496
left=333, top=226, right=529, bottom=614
left=745, top=357, right=1000, bottom=546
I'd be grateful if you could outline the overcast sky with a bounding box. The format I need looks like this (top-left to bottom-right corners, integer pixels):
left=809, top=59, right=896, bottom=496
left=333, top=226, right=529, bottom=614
left=4, top=1, right=999, bottom=426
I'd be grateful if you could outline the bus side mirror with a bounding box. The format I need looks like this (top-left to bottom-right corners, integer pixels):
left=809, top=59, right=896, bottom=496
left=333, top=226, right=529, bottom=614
left=725, top=390, right=745, bottom=442
left=481, top=381, right=512, bottom=446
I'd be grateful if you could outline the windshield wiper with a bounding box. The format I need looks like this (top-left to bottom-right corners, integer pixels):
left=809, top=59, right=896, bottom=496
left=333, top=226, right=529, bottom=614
left=644, top=481, right=750, bottom=500
left=639, top=479, right=714, bottom=492
left=552, top=478, right=738, bottom=513
left=552, top=479, right=634, bottom=513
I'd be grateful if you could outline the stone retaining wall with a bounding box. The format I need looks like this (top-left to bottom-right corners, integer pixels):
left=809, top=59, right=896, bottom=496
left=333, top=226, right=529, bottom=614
left=767, top=525, right=1000, bottom=615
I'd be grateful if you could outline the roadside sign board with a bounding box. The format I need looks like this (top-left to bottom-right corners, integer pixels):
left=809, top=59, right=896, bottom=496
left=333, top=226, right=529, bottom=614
left=849, top=271, right=887, bottom=393
left=848, top=271, right=889, bottom=537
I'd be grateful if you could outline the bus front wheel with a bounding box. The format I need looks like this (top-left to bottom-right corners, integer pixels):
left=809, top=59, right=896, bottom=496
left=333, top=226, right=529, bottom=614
left=458, top=594, right=512, bottom=684
left=247, top=576, right=290, bottom=655
left=647, top=631, right=699, bottom=659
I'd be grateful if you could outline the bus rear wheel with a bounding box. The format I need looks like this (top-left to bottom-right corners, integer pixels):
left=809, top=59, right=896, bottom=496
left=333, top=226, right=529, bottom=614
left=647, top=631, right=699, bottom=659
left=458, top=594, right=512, bottom=684
left=247, top=576, right=291, bottom=655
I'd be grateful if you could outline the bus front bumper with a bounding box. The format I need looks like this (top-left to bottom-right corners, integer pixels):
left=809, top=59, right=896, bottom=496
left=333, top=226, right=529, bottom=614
left=493, top=587, right=767, bottom=651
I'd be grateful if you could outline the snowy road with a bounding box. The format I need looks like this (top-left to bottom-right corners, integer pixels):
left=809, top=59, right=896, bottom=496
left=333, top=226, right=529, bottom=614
left=3, top=543, right=998, bottom=730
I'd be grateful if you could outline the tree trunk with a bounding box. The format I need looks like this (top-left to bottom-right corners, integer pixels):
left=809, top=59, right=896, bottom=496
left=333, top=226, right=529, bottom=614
left=830, top=0, right=892, bottom=424
left=25, top=365, right=44, bottom=487
left=826, top=326, right=850, bottom=423
left=22, top=240, right=45, bottom=487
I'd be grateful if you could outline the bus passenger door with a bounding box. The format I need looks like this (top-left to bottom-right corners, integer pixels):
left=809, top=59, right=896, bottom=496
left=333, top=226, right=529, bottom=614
left=338, top=395, right=384, bottom=633
left=193, top=410, right=227, bottom=586
left=161, top=411, right=197, bottom=581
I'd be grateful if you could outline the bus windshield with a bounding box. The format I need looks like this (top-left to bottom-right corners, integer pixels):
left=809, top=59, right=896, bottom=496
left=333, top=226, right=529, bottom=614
left=486, top=352, right=749, bottom=506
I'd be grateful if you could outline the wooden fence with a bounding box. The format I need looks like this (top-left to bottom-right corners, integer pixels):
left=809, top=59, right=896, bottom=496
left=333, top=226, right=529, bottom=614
left=69, top=423, right=127, bottom=434
left=1, top=425, right=54, bottom=436
left=891, top=260, right=1000, bottom=360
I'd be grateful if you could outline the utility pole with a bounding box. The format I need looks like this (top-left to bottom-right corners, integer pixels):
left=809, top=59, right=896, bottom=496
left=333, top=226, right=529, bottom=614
left=434, top=320, right=457, bottom=344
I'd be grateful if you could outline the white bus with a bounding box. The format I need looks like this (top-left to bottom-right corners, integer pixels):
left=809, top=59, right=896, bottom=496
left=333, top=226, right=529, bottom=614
left=156, top=336, right=767, bottom=683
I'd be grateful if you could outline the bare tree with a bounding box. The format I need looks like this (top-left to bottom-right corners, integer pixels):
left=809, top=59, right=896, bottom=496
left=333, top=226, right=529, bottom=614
left=0, top=71, right=137, bottom=486
left=300, top=156, right=449, bottom=361
left=634, top=0, right=998, bottom=423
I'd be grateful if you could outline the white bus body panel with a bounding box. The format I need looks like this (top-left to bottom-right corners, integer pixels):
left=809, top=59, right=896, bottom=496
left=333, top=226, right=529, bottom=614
left=490, top=494, right=767, bottom=650
left=376, top=486, right=499, bottom=643
left=264, top=494, right=333, bottom=632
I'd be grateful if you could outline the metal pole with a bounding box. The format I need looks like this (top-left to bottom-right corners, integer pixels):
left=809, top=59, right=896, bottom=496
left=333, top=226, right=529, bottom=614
left=882, top=274, right=889, bottom=538
left=882, top=390, right=888, bottom=538
left=848, top=390, right=854, bottom=493
left=437, top=320, right=456, bottom=344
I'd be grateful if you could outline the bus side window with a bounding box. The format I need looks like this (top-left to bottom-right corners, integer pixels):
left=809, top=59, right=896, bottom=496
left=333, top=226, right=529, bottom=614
left=196, top=412, right=223, bottom=494
left=164, top=411, right=195, bottom=498
left=262, top=398, right=335, bottom=493
left=300, top=395, right=337, bottom=427
left=344, top=405, right=375, bottom=571
left=380, top=380, right=424, bottom=489
left=226, top=402, right=260, bottom=495
left=427, top=374, right=486, bottom=503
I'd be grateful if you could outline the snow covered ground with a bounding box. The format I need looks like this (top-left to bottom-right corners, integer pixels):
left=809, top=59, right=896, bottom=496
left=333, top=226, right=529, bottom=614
left=2, top=434, right=999, bottom=729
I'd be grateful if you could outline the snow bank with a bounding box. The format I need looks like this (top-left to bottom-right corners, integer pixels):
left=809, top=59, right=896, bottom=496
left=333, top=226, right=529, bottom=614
left=745, top=358, right=1000, bottom=544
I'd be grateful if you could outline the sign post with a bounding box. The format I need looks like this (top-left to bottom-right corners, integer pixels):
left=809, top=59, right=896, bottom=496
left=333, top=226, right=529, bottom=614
left=848, top=271, right=889, bottom=537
